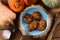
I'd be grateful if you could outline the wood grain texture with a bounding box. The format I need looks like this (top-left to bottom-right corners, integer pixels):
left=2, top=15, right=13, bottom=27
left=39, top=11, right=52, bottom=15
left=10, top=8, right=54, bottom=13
left=0, top=30, right=4, bottom=40
left=52, top=25, right=60, bottom=38
left=0, top=0, right=60, bottom=40
left=52, top=38, right=60, bottom=40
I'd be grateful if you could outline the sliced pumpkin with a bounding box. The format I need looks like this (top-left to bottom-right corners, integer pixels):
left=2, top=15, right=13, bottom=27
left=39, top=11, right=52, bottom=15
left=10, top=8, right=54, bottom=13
left=24, top=0, right=38, bottom=5
left=8, top=0, right=25, bottom=12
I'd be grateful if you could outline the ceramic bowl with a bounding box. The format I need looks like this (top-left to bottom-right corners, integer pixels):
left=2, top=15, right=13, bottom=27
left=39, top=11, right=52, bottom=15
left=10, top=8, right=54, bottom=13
left=18, top=5, right=52, bottom=38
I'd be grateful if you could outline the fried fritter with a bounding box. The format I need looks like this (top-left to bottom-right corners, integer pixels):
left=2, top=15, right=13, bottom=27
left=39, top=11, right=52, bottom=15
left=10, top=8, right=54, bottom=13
left=37, top=20, right=46, bottom=30
left=32, top=12, right=41, bottom=20
left=28, top=20, right=37, bottom=31
left=24, top=14, right=33, bottom=24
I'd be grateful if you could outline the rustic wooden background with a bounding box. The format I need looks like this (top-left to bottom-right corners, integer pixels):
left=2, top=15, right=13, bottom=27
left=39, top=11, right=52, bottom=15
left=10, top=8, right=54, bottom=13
left=0, top=0, right=60, bottom=40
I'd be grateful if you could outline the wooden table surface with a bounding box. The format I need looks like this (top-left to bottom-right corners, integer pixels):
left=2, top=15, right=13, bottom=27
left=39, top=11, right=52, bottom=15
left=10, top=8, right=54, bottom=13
left=52, top=23, right=60, bottom=40
left=0, top=0, right=60, bottom=40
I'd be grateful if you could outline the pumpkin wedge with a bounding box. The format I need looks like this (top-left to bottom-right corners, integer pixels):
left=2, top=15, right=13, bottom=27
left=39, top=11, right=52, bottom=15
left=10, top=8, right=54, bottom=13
left=24, top=0, right=38, bottom=5
left=8, top=0, right=25, bottom=12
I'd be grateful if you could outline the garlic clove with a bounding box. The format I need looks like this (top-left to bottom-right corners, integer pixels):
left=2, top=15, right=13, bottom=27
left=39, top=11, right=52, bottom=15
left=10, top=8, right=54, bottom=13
left=2, top=30, right=11, bottom=40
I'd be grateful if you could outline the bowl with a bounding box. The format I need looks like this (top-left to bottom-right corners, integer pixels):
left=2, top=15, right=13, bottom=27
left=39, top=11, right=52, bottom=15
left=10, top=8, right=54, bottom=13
left=18, top=5, right=52, bottom=38
left=42, top=0, right=60, bottom=8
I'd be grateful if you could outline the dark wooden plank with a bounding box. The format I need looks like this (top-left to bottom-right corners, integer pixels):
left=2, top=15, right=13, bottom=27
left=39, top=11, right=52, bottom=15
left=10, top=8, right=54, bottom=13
left=0, top=30, right=4, bottom=40
left=52, top=38, right=60, bottom=40
left=52, top=25, right=60, bottom=38
left=9, top=30, right=39, bottom=40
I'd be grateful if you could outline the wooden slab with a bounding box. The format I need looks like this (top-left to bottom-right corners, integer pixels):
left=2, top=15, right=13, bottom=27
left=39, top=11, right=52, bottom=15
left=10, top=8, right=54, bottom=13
left=52, top=24, right=60, bottom=38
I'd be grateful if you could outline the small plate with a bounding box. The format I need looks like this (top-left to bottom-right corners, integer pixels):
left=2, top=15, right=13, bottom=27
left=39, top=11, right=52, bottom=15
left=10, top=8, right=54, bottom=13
left=19, top=5, right=52, bottom=38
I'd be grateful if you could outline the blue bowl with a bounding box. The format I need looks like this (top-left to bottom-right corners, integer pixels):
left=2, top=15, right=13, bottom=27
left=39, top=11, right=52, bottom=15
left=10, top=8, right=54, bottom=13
left=20, top=6, right=51, bottom=36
